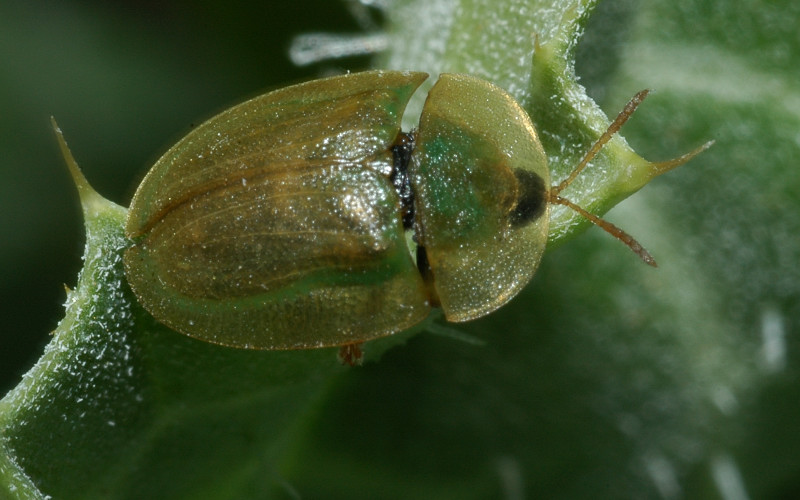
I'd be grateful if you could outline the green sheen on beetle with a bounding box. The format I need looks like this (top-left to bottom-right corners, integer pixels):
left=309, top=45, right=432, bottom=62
left=121, top=70, right=708, bottom=354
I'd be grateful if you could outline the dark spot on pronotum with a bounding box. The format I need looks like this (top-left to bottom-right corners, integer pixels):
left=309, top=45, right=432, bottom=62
left=509, top=169, right=547, bottom=227
left=390, top=132, right=416, bottom=230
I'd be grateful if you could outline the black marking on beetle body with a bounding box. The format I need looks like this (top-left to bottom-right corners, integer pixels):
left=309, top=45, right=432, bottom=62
left=390, top=132, right=416, bottom=230
left=415, top=244, right=440, bottom=307
left=416, top=244, right=431, bottom=279
left=510, top=169, right=547, bottom=227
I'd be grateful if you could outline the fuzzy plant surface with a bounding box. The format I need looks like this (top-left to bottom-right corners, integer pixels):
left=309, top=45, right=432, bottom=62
left=1, top=0, right=799, bottom=498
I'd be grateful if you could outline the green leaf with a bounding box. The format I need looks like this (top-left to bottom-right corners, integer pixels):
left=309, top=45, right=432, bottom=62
left=3, top=0, right=798, bottom=498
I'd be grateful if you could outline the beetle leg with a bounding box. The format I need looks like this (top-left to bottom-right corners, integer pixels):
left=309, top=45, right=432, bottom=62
left=338, top=343, right=364, bottom=366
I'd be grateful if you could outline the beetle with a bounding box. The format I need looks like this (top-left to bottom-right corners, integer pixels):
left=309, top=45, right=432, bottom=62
left=114, top=70, right=707, bottom=363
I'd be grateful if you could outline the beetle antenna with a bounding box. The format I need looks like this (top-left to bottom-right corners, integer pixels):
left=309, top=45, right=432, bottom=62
left=546, top=90, right=712, bottom=266
left=551, top=89, right=650, bottom=196
left=545, top=90, right=654, bottom=265
left=549, top=194, right=657, bottom=267
left=545, top=88, right=714, bottom=266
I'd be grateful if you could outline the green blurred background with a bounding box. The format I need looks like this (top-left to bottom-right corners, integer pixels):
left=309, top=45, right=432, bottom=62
left=0, top=0, right=369, bottom=393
